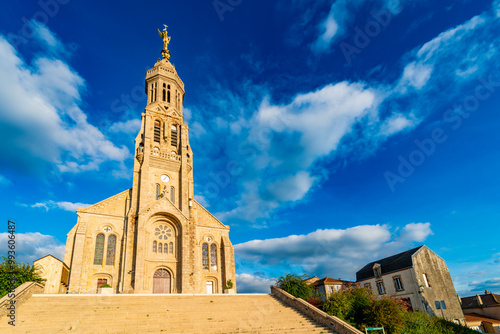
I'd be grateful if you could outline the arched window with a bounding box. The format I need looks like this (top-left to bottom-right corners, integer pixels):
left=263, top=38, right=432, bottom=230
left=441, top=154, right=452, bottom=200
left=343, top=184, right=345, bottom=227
left=150, top=84, right=154, bottom=103
left=106, top=235, right=116, bottom=266
left=153, top=82, right=157, bottom=102
left=93, top=234, right=105, bottom=265
left=210, top=244, right=218, bottom=271
left=169, top=242, right=173, bottom=254
left=202, top=243, right=209, bottom=270
left=154, top=120, right=161, bottom=143
left=164, top=243, right=168, bottom=253
left=153, top=241, right=157, bottom=253
left=170, top=187, right=175, bottom=203
left=171, top=125, right=177, bottom=147
left=158, top=243, right=162, bottom=253
left=156, top=184, right=160, bottom=200
left=167, top=85, right=171, bottom=103
left=162, top=83, right=166, bottom=101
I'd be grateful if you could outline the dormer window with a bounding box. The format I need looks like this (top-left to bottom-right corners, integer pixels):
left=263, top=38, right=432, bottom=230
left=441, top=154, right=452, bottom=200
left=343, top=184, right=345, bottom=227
left=373, top=263, right=382, bottom=278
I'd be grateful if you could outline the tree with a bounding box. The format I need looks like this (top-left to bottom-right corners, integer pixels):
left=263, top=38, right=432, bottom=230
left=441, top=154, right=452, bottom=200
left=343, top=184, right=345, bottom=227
left=0, top=257, right=44, bottom=298
left=275, top=273, right=313, bottom=300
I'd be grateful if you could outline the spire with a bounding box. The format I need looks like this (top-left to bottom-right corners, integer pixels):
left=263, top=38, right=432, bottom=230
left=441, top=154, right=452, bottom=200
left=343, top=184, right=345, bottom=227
left=158, top=24, right=171, bottom=60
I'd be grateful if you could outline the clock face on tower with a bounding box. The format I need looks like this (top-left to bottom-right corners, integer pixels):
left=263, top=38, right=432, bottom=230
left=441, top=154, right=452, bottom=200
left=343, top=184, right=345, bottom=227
left=160, top=174, right=170, bottom=182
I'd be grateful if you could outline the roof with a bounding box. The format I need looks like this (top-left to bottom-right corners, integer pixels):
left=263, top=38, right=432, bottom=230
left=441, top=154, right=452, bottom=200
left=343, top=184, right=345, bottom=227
left=33, top=254, right=69, bottom=269
left=465, top=313, right=500, bottom=324
left=356, top=246, right=424, bottom=281
left=462, top=293, right=500, bottom=309
left=306, top=276, right=356, bottom=287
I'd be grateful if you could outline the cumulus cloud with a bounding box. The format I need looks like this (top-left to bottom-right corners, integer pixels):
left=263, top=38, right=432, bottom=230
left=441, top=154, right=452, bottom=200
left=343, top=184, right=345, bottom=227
left=235, top=223, right=433, bottom=279
left=0, top=232, right=65, bottom=263
left=109, top=119, right=141, bottom=134
left=19, top=200, right=90, bottom=212
left=236, top=273, right=275, bottom=293
left=0, top=21, right=129, bottom=176
left=0, top=174, right=11, bottom=187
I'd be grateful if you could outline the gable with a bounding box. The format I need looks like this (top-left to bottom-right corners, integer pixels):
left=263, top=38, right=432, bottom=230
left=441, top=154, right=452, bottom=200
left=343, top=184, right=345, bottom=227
left=192, top=200, right=228, bottom=230
left=78, top=189, right=131, bottom=217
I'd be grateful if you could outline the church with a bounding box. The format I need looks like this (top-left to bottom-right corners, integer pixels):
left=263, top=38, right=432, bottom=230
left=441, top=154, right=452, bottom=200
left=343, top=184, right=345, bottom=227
left=56, top=26, right=236, bottom=294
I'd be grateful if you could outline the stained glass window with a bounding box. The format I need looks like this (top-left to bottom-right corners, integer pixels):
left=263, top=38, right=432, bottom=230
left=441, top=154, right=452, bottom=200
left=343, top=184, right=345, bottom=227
left=169, top=242, right=173, bottom=254
left=158, top=243, right=162, bottom=253
left=105, top=234, right=116, bottom=266
left=210, top=244, right=217, bottom=271
left=164, top=243, right=168, bottom=253
left=202, top=243, right=209, bottom=270
left=93, top=234, right=105, bottom=265
left=153, top=241, right=157, bottom=253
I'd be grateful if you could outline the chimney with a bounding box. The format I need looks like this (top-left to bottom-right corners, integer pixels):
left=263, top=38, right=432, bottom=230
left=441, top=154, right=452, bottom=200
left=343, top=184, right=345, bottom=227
left=476, top=294, right=483, bottom=306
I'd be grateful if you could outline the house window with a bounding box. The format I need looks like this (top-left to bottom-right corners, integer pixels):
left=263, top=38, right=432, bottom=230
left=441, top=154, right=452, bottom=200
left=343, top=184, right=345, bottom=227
left=373, top=263, right=382, bottom=278
left=93, top=234, right=105, bottom=265
left=105, top=234, right=116, bottom=266
left=202, top=243, right=209, bottom=270
left=154, top=120, right=161, bottom=142
left=376, top=280, right=386, bottom=295
left=210, top=244, right=217, bottom=270
left=423, top=273, right=431, bottom=287
left=171, top=125, right=178, bottom=147
left=153, top=241, right=157, bottom=253
left=393, top=276, right=404, bottom=291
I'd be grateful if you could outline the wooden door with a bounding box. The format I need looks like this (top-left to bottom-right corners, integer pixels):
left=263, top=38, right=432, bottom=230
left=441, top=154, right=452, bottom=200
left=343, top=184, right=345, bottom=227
left=96, top=279, right=107, bottom=293
left=153, top=269, right=171, bottom=294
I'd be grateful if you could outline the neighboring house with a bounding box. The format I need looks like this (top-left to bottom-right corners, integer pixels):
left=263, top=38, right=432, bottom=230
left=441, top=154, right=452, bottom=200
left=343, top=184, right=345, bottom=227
left=305, top=276, right=357, bottom=300
left=464, top=313, right=500, bottom=333
left=356, top=245, right=465, bottom=324
left=34, top=255, right=69, bottom=294
left=462, top=292, right=500, bottom=322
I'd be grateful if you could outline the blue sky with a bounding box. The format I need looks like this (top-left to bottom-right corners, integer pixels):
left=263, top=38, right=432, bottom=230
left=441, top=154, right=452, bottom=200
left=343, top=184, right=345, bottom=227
left=0, top=0, right=499, bottom=295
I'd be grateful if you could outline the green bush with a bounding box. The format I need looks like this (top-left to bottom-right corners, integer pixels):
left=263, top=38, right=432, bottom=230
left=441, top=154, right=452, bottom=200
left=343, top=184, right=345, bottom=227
left=322, top=289, right=355, bottom=321
left=367, top=297, right=406, bottom=334
left=275, top=273, right=313, bottom=300
left=100, top=284, right=112, bottom=288
left=0, top=257, right=44, bottom=298
left=224, top=279, right=234, bottom=290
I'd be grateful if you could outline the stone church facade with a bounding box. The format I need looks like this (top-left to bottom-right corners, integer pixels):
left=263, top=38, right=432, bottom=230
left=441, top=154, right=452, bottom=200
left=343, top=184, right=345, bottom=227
left=62, top=27, right=236, bottom=294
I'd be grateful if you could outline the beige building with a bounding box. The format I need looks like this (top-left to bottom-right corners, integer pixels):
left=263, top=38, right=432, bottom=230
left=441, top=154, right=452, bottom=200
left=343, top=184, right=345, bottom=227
left=60, top=27, right=236, bottom=294
left=356, top=246, right=465, bottom=324
left=305, top=276, right=357, bottom=300
left=462, top=292, right=500, bottom=322
left=464, top=313, right=500, bottom=333
left=33, top=255, right=69, bottom=294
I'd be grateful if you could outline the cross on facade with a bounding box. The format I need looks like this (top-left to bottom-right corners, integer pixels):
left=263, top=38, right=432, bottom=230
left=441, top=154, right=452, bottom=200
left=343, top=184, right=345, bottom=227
left=103, top=227, right=111, bottom=233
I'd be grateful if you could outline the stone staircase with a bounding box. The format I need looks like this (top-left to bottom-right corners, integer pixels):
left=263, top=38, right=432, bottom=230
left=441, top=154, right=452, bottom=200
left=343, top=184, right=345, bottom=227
left=0, top=294, right=337, bottom=334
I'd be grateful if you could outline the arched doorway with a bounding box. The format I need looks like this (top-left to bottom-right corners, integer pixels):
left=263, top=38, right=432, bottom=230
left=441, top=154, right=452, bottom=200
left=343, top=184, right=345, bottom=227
left=153, top=269, right=171, bottom=294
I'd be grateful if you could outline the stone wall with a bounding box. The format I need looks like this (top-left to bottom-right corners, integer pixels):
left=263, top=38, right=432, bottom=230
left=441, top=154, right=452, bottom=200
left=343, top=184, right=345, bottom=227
left=0, top=282, right=44, bottom=319
left=270, top=286, right=363, bottom=334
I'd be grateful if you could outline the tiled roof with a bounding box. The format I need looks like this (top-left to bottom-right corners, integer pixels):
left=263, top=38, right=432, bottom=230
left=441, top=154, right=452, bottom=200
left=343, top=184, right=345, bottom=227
left=356, top=246, right=424, bottom=281
left=465, top=313, right=500, bottom=323
left=462, top=293, right=500, bottom=309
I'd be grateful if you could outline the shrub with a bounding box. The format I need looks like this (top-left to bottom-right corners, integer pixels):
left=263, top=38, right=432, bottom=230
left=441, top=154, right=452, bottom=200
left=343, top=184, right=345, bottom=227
left=323, top=289, right=355, bottom=321
left=0, top=257, right=44, bottom=298
left=306, top=295, right=323, bottom=309
left=100, top=284, right=112, bottom=288
left=275, top=273, right=313, bottom=300
left=224, top=279, right=234, bottom=290
left=366, top=297, right=406, bottom=334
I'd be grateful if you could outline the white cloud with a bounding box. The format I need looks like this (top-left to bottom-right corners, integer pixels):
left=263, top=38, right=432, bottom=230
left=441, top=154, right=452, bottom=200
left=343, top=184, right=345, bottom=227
left=236, top=273, right=275, bottom=293
left=266, top=171, right=318, bottom=202
left=0, top=22, right=129, bottom=175
left=398, top=62, right=433, bottom=90
left=0, top=174, right=11, bottom=187
left=0, top=232, right=65, bottom=263
left=21, top=200, right=90, bottom=212
left=109, top=119, right=141, bottom=134
left=379, top=114, right=416, bottom=136
left=235, top=223, right=433, bottom=279
left=194, top=194, right=210, bottom=208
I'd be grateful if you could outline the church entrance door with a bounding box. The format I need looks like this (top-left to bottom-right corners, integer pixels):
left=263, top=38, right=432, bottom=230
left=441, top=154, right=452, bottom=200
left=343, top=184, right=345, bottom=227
left=206, top=281, right=213, bottom=294
left=153, top=269, right=171, bottom=294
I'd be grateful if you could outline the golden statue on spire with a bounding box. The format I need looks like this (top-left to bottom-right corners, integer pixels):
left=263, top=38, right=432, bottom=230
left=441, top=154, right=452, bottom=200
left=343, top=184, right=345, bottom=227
left=158, top=24, right=171, bottom=60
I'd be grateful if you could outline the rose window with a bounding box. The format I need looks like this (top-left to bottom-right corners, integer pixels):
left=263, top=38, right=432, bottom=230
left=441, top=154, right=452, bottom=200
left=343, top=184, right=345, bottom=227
left=155, top=225, right=172, bottom=240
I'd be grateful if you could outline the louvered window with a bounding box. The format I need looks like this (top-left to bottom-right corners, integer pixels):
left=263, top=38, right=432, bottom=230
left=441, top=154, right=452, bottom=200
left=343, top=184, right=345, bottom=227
left=171, top=125, right=177, bottom=147
left=154, top=121, right=161, bottom=142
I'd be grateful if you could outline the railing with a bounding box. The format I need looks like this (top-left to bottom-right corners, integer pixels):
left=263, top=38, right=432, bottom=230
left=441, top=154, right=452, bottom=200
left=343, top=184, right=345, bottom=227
left=0, top=282, right=44, bottom=319
left=271, top=286, right=364, bottom=334
left=151, top=150, right=181, bottom=161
